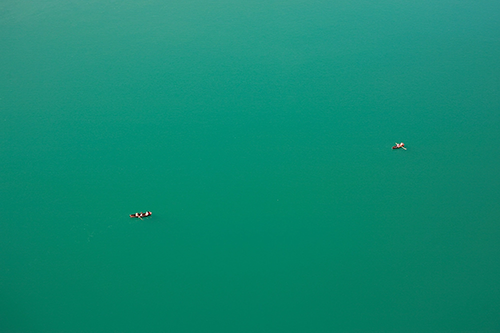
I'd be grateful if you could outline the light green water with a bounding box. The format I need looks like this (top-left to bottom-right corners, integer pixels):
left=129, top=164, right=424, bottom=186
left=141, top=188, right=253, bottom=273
left=1, top=1, right=499, bottom=332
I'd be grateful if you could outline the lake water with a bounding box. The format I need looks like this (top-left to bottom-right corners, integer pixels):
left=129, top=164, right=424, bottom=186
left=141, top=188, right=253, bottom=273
left=1, top=1, right=499, bottom=332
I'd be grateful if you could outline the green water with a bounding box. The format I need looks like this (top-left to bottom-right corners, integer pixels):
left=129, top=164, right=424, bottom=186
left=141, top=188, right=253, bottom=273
left=1, top=1, right=499, bottom=332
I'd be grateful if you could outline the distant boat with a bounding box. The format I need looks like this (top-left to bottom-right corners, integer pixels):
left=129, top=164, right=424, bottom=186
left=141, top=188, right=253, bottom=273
left=392, top=142, right=406, bottom=150
left=130, top=211, right=152, bottom=219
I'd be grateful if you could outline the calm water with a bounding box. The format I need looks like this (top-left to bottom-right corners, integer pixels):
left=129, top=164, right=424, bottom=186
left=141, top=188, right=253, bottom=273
left=1, top=1, right=499, bottom=332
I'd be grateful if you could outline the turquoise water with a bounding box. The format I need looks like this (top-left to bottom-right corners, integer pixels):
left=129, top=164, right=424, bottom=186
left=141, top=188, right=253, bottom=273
left=1, top=1, right=499, bottom=332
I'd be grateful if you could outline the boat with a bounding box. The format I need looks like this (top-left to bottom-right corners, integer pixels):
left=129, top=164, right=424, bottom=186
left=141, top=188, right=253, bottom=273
left=392, top=142, right=406, bottom=150
left=130, top=211, right=152, bottom=218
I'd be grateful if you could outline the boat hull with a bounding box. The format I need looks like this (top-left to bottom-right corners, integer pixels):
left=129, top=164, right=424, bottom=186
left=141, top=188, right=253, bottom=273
left=130, top=212, right=152, bottom=218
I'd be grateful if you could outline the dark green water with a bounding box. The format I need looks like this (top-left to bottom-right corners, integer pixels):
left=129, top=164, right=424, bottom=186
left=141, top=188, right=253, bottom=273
left=1, top=1, right=499, bottom=332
